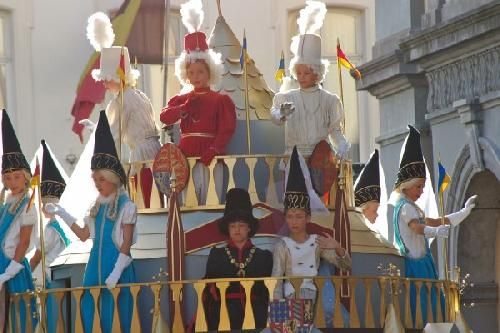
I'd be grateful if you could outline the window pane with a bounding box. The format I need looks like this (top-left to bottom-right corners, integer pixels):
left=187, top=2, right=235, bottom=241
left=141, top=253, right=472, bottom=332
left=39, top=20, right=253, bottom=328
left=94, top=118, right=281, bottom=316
left=322, top=8, right=361, bottom=57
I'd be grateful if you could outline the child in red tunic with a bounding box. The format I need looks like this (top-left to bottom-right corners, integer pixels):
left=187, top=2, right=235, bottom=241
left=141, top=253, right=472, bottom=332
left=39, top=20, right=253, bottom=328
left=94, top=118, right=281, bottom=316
left=160, top=0, right=236, bottom=203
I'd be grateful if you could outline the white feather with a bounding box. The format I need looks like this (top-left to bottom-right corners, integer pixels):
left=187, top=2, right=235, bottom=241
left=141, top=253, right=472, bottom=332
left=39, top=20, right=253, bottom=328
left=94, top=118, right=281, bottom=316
left=180, top=0, right=204, bottom=33
left=297, top=0, right=327, bottom=35
left=87, top=12, right=115, bottom=51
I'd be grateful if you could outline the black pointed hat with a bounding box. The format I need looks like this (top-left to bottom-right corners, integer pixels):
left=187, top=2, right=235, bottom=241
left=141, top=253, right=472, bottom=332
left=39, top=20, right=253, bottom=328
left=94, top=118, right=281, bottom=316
left=218, top=188, right=258, bottom=237
left=284, top=146, right=310, bottom=214
left=40, top=140, right=66, bottom=200
left=1, top=109, right=30, bottom=174
left=394, top=125, right=426, bottom=188
left=91, top=111, right=126, bottom=184
left=355, top=149, right=380, bottom=207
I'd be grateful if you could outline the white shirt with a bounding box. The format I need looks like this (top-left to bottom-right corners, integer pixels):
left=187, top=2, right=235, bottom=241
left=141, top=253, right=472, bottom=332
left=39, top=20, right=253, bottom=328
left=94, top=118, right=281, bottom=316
left=397, top=202, right=428, bottom=259
left=84, top=193, right=138, bottom=249
left=106, top=88, right=161, bottom=170
left=271, top=86, right=347, bottom=156
left=2, top=193, right=37, bottom=259
left=282, top=235, right=318, bottom=295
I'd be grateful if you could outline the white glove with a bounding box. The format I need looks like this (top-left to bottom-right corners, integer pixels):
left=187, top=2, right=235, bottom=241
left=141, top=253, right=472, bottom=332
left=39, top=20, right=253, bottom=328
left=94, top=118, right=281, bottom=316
left=78, top=119, right=96, bottom=131
left=45, top=203, right=76, bottom=227
left=279, top=102, right=295, bottom=118
left=424, top=225, right=450, bottom=239
left=446, top=195, right=478, bottom=227
left=0, top=261, right=24, bottom=291
left=331, top=129, right=350, bottom=159
left=105, top=253, right=133, bottom=289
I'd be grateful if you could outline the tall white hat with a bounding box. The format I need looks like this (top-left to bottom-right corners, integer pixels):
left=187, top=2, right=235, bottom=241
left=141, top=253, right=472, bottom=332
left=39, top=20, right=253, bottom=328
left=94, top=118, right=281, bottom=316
left=290, top=1, right=327, bottom=66
left=86, top=12, right=140, bottom=86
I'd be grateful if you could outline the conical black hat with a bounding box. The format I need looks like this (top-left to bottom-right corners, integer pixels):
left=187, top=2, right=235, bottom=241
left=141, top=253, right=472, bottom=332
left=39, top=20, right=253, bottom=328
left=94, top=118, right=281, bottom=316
left=41, top=140, right=66, bottom=199
left=1, top=109, right=30, bottom=174
left=354, top=149, right=380, bottom=207
left=395, top=125, right=426, bottom=188
left=284, top=146, right=310, bottom=213
left=218, top=188, right=258, bottom=237
left=91, top=111, right=126, bottom=184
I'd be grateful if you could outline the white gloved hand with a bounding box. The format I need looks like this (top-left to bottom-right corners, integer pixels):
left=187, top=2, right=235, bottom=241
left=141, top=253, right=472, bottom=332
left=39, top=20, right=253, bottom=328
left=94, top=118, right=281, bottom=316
left=331, top=129, right=350, bottom=160
left=279, top=102, right=295, bottom=118
left=78, top=119, right=96, bottom=131
left=0, top=260, right=24, bottom=291
left=446, top=195, right=478, bottom=227
left=45, top=203, right=77, bottom=227
left=424, top=225, right=450, bottom=239
left=105, top=253, right=133, bottom=289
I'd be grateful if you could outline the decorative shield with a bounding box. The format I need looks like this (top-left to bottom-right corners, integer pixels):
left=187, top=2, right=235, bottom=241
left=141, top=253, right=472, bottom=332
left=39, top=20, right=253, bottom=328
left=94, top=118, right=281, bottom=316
left=308, top=140, right=338, bottom=196
left=152, top=143, right=189, bottom=195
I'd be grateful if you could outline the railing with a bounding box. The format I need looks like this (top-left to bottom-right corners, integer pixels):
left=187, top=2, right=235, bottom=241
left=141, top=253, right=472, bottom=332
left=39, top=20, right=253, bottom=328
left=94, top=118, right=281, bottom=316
left=10, top=276, right=460, bottom=332
left=124, top=154, right=355, bottom=212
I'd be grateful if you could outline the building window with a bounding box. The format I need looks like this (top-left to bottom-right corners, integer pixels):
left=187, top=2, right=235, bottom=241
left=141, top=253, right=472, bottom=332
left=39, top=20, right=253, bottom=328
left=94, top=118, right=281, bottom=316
left=288, top=6, right=364, bottom=161
left=0, top=11, right=12, bottom=110
left=141, top=10, right=184, bottom=122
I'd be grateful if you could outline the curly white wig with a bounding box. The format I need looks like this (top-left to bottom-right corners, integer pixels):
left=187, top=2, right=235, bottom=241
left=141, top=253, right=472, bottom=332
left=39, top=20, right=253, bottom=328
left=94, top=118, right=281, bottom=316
left=174, top=50, right=224, bottom=87
left=289, top=60, right=329, bottom=84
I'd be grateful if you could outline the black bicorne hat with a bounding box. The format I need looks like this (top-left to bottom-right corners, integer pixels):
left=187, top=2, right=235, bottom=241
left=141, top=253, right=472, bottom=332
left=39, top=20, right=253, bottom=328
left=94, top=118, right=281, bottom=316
left=394, top=125, right=426, bottom=188
left=218, top=188, right=258, bottom=237
left=354, top=149, right=380, bottom=207
left=1, top=109, right=30, bottom=175
left=91, top=111, right=126, bottom=184
left=40, top=140, right=66, bottom=200
left=284, top=146, right=310, bottom=214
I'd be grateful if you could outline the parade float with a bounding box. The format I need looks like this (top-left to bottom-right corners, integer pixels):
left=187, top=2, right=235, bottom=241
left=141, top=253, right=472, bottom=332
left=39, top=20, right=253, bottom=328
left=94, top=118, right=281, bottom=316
left=9, top=2, right=469, bottom=333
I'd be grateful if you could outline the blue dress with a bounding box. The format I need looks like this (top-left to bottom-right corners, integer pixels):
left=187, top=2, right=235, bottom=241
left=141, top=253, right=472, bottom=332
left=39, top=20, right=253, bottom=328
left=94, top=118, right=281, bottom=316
left=44, top=220, right=70, bottom=333
left=393, top=197, right=443, bottom=325
left=0, top=197, right=37, bottom=333
left=81, top=194, right=136, bottom=333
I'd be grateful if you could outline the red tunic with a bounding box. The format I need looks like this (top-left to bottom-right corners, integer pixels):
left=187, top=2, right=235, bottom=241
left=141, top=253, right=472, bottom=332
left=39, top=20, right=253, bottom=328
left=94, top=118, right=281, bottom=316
left=160, top=88, right=236, bottom=164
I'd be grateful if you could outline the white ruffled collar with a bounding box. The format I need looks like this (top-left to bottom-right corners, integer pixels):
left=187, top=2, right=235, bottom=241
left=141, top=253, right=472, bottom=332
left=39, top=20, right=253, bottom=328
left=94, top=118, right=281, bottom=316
left=95, top=192, right=116, bottom=204
left=5, top=192, right=25, bottom=204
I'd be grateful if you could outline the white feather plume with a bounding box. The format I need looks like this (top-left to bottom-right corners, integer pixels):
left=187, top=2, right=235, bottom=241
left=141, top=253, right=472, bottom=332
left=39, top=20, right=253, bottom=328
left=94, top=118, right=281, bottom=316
left=180, top=0, right=204, bottom=33
left=297, top=0, right=327, bottom=35
left=87, top=12, right=115, bottom=51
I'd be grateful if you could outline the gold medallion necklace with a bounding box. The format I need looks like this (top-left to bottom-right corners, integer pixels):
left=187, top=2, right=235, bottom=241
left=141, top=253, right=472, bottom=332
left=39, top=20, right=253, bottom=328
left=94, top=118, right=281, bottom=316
left=225, top=245, right=256, bottom=277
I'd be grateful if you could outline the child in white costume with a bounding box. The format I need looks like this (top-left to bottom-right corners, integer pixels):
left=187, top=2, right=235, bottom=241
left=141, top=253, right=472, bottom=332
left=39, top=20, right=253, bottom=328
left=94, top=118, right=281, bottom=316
left=271, top=1, right=349, bottom=158
left=87, top=12, right=161, bottom=207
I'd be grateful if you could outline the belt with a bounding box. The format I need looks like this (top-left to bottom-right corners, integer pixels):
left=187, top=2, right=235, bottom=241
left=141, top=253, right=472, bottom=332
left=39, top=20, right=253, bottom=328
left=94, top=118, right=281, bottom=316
left=181, top=133, right=216, bottom=139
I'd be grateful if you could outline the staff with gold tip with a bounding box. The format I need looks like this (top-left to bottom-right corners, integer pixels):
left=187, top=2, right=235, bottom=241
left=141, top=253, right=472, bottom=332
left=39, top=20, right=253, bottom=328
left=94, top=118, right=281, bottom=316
left=30, top=140, right=71, bottom=333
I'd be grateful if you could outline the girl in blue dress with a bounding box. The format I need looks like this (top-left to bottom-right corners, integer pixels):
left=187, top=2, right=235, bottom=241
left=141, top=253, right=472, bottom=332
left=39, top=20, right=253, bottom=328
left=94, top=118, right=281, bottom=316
left=392, top=125, right=477, bottom=325
left=46, top=111, right=137, bottom=333
left=0, top=109, right=37, bottom=332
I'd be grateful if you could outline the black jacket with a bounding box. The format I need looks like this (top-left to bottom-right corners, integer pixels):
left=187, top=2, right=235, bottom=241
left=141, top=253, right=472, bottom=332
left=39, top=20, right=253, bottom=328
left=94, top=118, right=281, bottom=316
left=203, top=241, right=273, bottom=330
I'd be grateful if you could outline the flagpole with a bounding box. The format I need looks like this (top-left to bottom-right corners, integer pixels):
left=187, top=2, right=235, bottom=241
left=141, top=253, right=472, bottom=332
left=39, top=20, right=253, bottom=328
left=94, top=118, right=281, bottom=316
left=118, top=48, right=125, bottom=162
left=439, top=186, right=449, bottom=281
left=243, top=30, right=251, bottom=154
left=336, top=38, right=345, bottom=131
left=161, top=0, right=171, bottom=145
left=36, top=157, right=48, bottom=332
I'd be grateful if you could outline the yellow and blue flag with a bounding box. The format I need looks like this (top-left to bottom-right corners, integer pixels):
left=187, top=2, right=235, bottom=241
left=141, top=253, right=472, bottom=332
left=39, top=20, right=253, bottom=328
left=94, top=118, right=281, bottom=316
left=437, top=162, right=451, bottom=194
left=275, top=51, right=286, bottom=83
left=239, top=30, right=247, bottom=70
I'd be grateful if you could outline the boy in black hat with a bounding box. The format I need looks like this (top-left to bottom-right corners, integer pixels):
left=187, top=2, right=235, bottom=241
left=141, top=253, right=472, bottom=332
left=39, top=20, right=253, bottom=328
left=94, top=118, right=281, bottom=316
left=203, top=188, right=272, bottom=331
